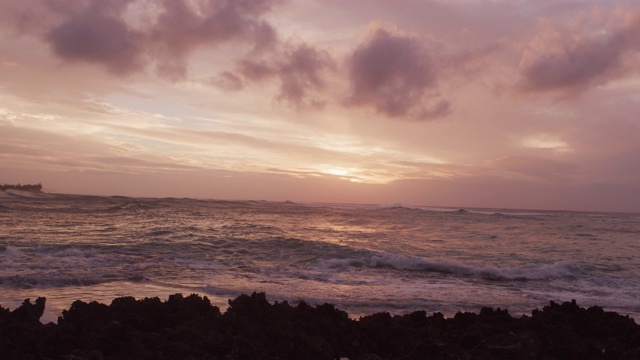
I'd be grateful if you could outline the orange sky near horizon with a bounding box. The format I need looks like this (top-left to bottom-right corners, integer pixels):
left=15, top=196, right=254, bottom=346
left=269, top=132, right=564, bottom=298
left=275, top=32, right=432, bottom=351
left=1, top=0, right=640, bottom=212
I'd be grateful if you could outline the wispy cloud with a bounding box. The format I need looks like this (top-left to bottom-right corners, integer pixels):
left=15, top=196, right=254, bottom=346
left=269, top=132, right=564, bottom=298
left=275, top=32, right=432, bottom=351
left=492, top=155, right=575, bottom=181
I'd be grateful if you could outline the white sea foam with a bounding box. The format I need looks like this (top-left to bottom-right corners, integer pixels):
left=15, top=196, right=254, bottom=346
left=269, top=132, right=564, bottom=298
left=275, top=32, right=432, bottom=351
left=374, top=203, right=406, bottom=209
left=1, top=195, right=639, bottom=320
left=315, top=253, right=577, bottom=281
left=4, top=189, right=49, bottom=198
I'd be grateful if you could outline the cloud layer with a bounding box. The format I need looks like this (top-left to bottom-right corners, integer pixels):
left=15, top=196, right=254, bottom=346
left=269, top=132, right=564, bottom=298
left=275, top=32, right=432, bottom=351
left=4, top=1, right=640, bottom=115
left=2, top=0, right=462, bottom=120
left=8, top=0, right=281, bottom=79
left=2, top=0, right=640, bottom=211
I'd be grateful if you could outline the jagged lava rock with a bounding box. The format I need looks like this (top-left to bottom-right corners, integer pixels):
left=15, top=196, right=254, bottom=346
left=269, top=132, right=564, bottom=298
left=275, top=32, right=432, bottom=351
left=1, top=294, right=639, bottom=359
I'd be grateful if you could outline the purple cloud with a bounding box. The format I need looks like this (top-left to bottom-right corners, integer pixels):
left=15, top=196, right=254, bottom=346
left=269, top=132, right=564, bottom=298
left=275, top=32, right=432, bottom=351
left=519, top=7, right=640, bottom=94
left=47, top=6, right=142, bottom=76
left=275, top=43, right=334, bottom=108
left=218, top=42, right=335, bottom=108
left=28, top=0, right=282, bottom=79
left=148, top=0, right=279, bottom=79
left=344, top=27, right=450, bottom=120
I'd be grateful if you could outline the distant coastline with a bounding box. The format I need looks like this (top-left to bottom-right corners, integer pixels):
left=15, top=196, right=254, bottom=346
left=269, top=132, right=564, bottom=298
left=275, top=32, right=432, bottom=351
left=0, top=184, right=43, bottom=193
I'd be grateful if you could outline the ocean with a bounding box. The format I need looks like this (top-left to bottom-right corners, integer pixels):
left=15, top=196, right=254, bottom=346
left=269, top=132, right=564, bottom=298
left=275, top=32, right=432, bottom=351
left=1, top=191, right=639, bottom=323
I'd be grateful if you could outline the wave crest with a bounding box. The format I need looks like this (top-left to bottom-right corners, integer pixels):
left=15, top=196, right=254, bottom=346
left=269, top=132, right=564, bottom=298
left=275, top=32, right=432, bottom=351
left=316, top=253, right=576, bottom=281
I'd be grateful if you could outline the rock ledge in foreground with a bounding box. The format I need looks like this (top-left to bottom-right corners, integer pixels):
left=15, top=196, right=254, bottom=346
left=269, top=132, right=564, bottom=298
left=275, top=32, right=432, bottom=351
left=1, top=294, right=639, bottom=359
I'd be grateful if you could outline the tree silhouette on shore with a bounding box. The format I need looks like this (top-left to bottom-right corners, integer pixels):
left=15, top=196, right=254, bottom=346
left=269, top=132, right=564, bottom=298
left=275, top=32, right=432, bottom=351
left=0, top=183, right=43, bottom=192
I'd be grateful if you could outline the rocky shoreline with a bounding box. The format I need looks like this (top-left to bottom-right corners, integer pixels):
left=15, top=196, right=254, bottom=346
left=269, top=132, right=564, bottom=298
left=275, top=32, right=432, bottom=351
left=1, top=293, right=639, bottom=359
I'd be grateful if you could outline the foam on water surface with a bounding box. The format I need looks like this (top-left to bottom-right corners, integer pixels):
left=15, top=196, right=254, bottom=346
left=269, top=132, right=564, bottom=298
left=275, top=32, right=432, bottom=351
left=1, top=195, right=639, bottom=320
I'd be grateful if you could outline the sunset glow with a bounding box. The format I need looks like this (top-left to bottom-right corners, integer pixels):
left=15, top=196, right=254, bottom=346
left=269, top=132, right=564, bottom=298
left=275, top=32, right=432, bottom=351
left=1, top=0, right=640, bottom=212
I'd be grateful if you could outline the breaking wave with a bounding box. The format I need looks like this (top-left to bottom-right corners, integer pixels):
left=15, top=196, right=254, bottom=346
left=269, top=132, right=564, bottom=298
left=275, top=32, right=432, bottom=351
left=315, top=253, right=577, bottom=281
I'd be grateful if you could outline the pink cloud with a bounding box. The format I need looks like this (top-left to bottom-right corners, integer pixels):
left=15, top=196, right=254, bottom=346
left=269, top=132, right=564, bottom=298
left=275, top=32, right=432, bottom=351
left=237, top=58, right=275, bottom=82
left=215, top=42, right=335, bottom=109
left=47, top=5, right=143, bottom=76
left=344, top=26, right=450, bottom=120
left=5, top=0, right=282, bottom=79
left=148, top=0, right=280, bottom=80
left=274, top=43, right=334, bottom=108
left=519, top=6, right=640, bottom=95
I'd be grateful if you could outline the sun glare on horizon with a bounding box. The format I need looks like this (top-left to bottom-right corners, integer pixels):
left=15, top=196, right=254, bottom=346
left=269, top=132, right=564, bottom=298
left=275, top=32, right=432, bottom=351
left=1, top=0, right=639, bottom=212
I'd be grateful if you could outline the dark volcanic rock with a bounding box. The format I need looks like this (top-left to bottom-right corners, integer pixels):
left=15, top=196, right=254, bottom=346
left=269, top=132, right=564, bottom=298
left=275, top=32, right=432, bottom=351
left=0, top=298, right=46, bottom=360
left=1, top=294, right=639, bottom=359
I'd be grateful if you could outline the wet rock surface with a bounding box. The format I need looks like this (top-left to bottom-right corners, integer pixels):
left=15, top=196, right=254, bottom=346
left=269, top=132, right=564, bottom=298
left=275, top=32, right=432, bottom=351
left=1, top=294, right=639, bottom=359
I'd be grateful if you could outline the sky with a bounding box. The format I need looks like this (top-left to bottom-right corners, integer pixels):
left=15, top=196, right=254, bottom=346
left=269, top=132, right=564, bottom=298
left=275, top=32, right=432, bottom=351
left=1, top=0, right=640, bottom=212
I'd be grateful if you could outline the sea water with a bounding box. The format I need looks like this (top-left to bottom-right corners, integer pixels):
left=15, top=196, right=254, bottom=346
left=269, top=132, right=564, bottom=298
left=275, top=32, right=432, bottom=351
left=1, top=192, right=639, bottom=323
